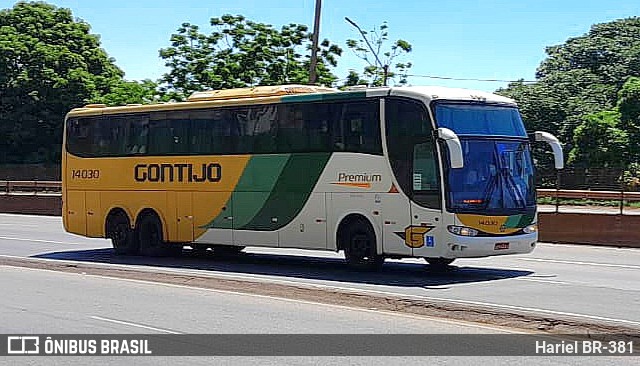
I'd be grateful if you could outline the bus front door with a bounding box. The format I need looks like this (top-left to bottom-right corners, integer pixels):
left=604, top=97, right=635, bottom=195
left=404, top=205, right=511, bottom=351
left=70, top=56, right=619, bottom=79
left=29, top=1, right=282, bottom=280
left=410, top=202, right=443, bottom=258
left=380, top=191, right=412, bottom=257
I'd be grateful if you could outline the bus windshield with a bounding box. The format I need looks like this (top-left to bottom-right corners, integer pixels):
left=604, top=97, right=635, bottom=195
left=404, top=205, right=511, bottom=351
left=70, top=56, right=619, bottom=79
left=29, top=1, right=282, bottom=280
left=446, top=139, right=535, bottom=213
left=432, top=102, right=535, bottom=213
left=434, top=103, right=527, bottom=137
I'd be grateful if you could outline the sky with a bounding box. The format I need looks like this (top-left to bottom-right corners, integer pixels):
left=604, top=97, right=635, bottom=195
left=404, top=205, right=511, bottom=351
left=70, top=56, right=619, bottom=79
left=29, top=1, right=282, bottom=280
left=3, top=0, right=640, bottom=92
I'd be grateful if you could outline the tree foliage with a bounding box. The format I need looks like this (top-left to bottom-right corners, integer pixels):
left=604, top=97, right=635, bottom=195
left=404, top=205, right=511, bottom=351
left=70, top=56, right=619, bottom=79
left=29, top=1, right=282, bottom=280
left=159, top=15, right=342, bottom=100
left=91, top=79, right=165, bottom=106
left=569, top=110, right=628, bottom=168
left=344, top=21, right=412, bottom=87
left=0, top=1, right=123, bottom=163
left=498, top=17, right=640, bottom=170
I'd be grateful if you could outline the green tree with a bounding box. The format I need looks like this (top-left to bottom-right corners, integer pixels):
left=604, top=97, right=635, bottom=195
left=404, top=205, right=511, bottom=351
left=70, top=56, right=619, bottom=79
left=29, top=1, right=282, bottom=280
left=618, top=76, right=640, bottom=126
left=159, top=15, right=342, bottom=100
left=568, top=110, right=628, bottom=168
left=91, top=79, right=165, bottom=106
left=498, top=17, right=640, bottom=170
left=344, top=20, right=412, bottom=87
left=567, top=77, right=640, bottom=169
left=616, top=76, right=640, bottom=161
left=0, top=1, right=123, bottom=164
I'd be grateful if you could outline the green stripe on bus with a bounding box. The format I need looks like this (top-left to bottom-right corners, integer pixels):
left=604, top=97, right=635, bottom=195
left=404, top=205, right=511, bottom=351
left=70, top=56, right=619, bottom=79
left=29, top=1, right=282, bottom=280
left=281, top=91, right=367, bottom=103
left=201, top=155, right=290, bottom=229
left=239, top=152, right=331, bottom=231
left=503, top=215, right=522, bottom=228
left=516, top=214, right=535, bottom=227
left=503, top=214, right=534, bottom=229
left=231, top=155, right=291, bottom=228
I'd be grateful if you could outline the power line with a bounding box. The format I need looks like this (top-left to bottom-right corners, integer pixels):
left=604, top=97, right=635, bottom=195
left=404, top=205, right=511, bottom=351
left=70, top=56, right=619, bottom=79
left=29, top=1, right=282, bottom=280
left=333, top=72, right=538, bottom=85
left=405, top=74, right=537, bottom=83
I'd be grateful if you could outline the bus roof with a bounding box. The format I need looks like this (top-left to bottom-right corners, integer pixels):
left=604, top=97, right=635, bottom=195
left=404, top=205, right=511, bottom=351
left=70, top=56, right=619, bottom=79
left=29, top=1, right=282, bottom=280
left=67, top=84, right=516, bottom=118
left=187, top=84, right=337, bottom=102
left=389, top=86, right=516, bottom=106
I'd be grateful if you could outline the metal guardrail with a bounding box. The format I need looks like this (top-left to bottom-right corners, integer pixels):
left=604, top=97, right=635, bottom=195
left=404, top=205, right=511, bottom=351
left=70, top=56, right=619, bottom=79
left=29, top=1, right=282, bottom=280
left=537, top=189, right=640, bottom=202
left=2, top=181, right=640, bottom=201
left=0, top=180, right=62, bottom=194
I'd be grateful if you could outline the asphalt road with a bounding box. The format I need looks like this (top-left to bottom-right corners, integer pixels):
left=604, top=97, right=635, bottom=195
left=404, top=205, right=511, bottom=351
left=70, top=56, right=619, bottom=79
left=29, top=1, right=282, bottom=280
left=0, top=265, right=634, bottom=365
left=1, top=213, right=640, bottom=330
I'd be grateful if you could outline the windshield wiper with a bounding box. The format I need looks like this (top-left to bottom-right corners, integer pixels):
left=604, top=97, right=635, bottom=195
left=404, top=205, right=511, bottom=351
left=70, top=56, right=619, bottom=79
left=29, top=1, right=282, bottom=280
left=480, top=146, right=501, bottom=209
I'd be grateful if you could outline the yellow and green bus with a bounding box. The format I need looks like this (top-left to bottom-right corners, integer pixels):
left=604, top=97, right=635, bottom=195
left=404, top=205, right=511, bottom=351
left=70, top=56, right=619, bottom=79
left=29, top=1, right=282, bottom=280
left=62, top=84, right=563, bottom=269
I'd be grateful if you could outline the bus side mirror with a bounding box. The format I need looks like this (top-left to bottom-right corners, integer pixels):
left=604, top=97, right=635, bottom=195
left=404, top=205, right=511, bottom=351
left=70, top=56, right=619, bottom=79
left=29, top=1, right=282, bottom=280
left=437, top=128, right=464, bottom=169
left=534, top=131, right=564, bottom=169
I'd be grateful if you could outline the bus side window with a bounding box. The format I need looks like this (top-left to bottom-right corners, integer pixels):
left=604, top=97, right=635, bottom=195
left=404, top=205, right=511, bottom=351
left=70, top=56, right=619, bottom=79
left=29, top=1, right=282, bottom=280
left=276, top=104, right=302, bottom=152
left=127, top=116, right=149, bottom=155
left=148, top=111, right=190, bottom=155
left=235, top=105, right=277, bottom=154
left=67, top=118, right=94, bottom=157
left=304, top=103, right=331, bottom=153
left=334, top=100, right=381, bottom=155
left=385, top=98, right=440, bottom=209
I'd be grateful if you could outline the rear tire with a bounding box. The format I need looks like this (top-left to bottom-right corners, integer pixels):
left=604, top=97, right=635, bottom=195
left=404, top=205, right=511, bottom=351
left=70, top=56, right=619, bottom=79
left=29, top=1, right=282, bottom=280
left=213, top=245, right=245, bottom=257
left=192, top=244, right=211, bottom=256
left=137, top=214, right=181, bottom=257
left=343, top=219, right=384, bottom=270
left=106, top=212, right=138, bottom=255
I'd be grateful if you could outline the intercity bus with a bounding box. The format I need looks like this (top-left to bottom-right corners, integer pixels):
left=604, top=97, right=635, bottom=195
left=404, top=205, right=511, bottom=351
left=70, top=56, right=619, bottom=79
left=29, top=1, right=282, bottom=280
left=62, top=84, right=563, bottom=269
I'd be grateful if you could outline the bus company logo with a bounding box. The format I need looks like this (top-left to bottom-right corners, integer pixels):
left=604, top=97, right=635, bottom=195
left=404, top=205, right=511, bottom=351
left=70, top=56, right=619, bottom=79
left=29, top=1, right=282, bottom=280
left=331, top=172, right=382, bottom=189
left=135, top=163, right=221, bottom=183
left=395, top=225, right=436, bottom=248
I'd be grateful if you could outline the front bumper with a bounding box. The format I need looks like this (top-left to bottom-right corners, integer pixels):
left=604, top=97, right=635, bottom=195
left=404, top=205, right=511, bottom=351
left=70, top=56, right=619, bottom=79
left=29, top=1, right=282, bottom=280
left=440, top=232, right=537, bottom=258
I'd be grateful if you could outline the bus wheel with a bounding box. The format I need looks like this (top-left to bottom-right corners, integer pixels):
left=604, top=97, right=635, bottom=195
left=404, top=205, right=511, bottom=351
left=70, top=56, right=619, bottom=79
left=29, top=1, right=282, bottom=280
left=425, top=257, right=455, bottom=269
left=137, top=214, right=180, bottom=257
left=192, top=244, right=211, bottom=256
left=343, top=219, right=384, bottom=270
left=213, top=245, right=245, bottom=257
left=106, top=212, right=138, bottom=255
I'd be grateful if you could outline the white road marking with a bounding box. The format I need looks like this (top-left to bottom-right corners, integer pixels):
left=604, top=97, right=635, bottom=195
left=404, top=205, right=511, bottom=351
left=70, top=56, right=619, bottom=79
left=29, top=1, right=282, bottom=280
left=515, top=278, right=572, bottom=285
left=520, top=258, right=640, bottom=270
left=0, top=223, right=40, bottom=228
left=422, top=276, right=573, bottom=288
left=0, top=236, right=96, bottom=246
left=90, top=315, right=182, bottom=334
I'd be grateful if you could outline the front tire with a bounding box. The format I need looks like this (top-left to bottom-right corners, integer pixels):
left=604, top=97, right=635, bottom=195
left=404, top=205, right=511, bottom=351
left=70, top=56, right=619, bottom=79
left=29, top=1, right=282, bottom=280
left=343, top=219, right=384, bottom=270
left=425, top=257, right=455, bottom=269
left=106, top=212, right=138, bottom=255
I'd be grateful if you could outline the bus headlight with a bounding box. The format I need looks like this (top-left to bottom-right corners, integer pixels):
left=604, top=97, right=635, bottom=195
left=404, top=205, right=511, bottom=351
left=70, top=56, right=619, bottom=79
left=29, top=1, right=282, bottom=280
left=523, top=224, right=538, bottom=234
left=447, top=225, right=479, bottom=237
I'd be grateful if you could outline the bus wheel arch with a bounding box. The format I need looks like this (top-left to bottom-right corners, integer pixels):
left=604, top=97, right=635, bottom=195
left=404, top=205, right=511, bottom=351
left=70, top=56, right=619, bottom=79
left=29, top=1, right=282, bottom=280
left=337, top=214, right=384, bottom=270
left=105, top=208, right=138, bottom=255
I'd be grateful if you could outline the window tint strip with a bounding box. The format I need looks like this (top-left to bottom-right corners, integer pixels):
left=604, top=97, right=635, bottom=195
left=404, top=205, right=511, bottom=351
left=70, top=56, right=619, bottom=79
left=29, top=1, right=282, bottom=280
left=66, top=99, right=383, bottom=157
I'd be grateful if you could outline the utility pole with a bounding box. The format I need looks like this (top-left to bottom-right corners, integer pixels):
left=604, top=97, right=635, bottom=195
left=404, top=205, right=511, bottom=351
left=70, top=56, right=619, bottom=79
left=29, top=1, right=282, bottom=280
left=345, top=17, right=388, bottom=86
left=308, top=0, right=322, bottom=85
